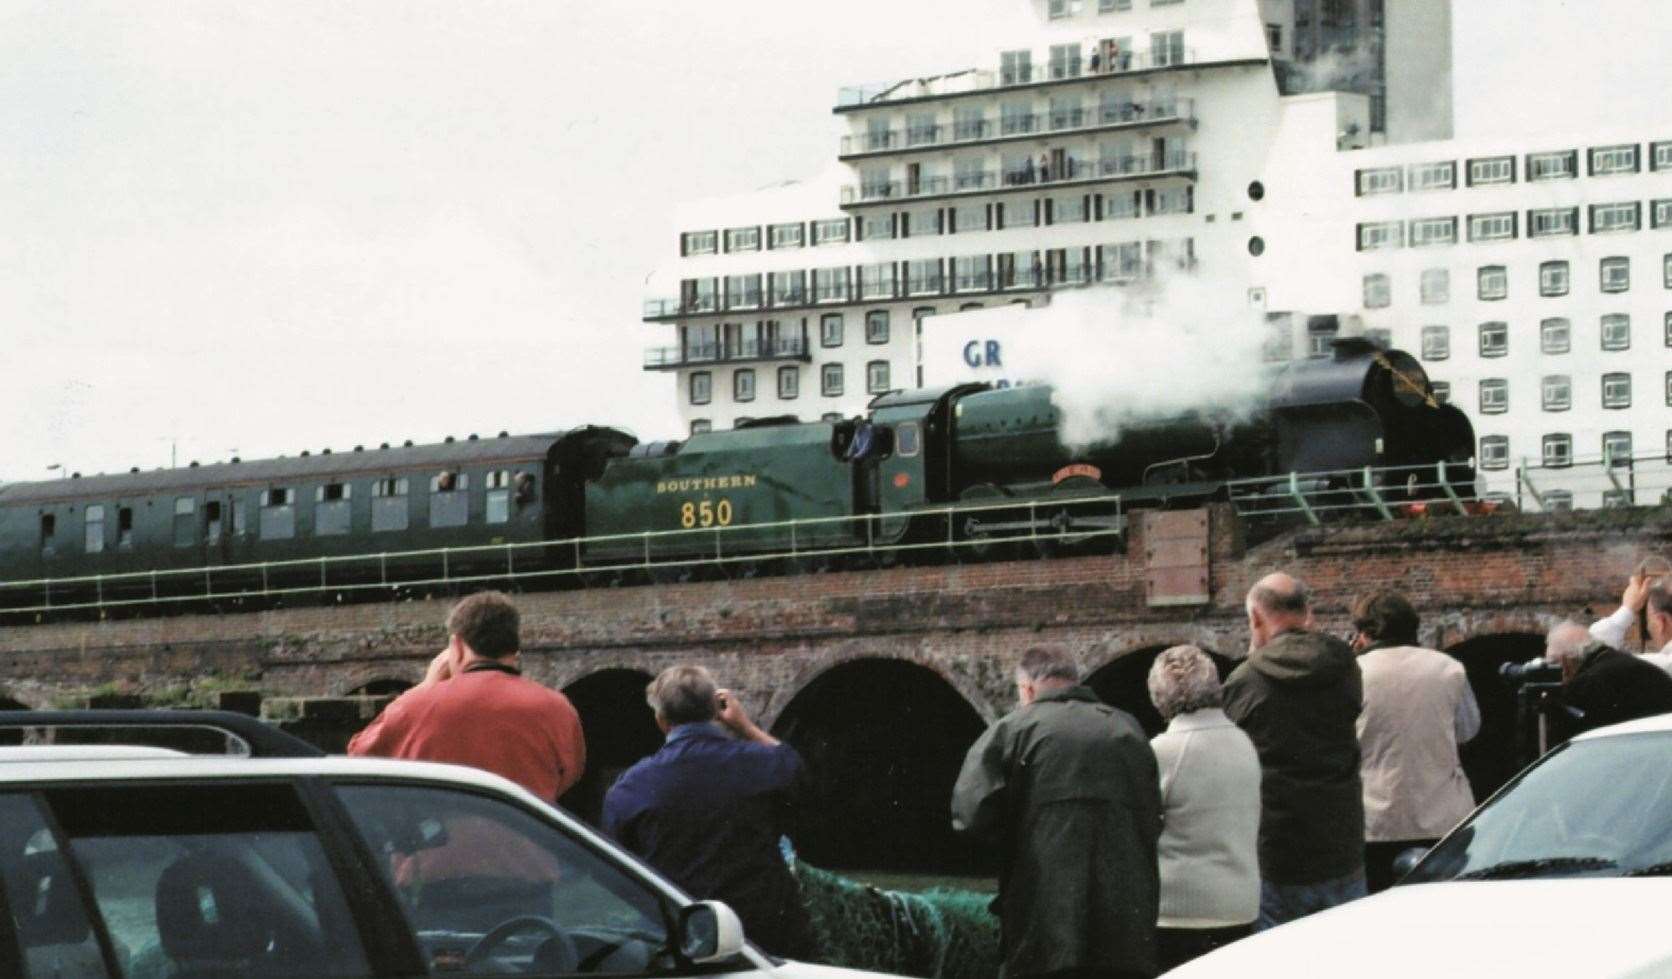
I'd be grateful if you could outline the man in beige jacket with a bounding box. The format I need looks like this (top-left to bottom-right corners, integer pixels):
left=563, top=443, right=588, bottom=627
left=1350, top=590, right=1480, bottom=892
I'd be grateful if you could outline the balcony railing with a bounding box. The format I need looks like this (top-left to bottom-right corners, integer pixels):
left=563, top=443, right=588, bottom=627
left=840, top=151, right=1196, bottom=205
left=839, top=99, right=1192, bottom=156
left=643, top=335, right=811, bottom=370
left=836, top=48, right=1198, bottom=108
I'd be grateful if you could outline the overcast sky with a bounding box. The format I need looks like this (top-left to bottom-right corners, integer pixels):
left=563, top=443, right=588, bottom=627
left=0, top=0, right=1033, bottom=482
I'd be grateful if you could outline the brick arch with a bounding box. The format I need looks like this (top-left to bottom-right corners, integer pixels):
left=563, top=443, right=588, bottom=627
left=329, top=662, right=426, bottom=697
left=1082, top=626, right=1231, bottom=678
left=0, top=692, right=32, bottom=711
left=1432, top=609, right=1568, bottom=651
left=764, top=647, right=997, bottom=728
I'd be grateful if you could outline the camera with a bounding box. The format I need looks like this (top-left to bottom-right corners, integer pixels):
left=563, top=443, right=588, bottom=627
left=1499, top=657, right=1562, bottom=685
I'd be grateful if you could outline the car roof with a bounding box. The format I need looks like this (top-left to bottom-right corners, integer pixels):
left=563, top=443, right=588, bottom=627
left=1574, top=711, right=1672, bottom=740
left=0, top=745, right=187, bottom=762
left=0, top=754, right=529, bottom=790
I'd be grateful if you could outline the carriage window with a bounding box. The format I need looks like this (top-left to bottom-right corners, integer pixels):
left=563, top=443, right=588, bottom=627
left=314, top=483, right=352, bottom=536
left=896, top=422, right=921, bottom=457
left=84, top=506, right=105, bottom=554
left=232, top=499, right=248, bottom=537
left=205, top=501, right=223, bottom=545
left=261, top=488, right=295, bottom=540
left=372, top=478, right=410, bottom=533
left=485, top=471, right=512, bottom=525
left=117, top=507, right=134, bottom=550
left=430, top=473, right=470, bottom=529
left=40, top=513, right=57, bottom=555
left=173, top=497, right=197, bottom=548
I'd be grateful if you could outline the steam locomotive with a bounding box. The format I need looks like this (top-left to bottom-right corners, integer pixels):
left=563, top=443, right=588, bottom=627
left=0, top=340, right=1474, bottom=616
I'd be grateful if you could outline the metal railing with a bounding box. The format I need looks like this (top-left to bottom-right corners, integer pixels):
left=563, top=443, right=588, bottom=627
left=835, top=48, right=1199, bottom=108
left=0, top=496, right=1127, bottom=617
left=642, top=336, right=811, bottom=369
left=1510, top=450, right=1672, bottom=513
left=839, top=100, right=1194, bottom=156
left=841, top=151, right=1195, bottom=204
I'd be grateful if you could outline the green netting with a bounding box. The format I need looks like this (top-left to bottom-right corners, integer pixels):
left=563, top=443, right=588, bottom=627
left=794, top=862, right=1000, bottom=979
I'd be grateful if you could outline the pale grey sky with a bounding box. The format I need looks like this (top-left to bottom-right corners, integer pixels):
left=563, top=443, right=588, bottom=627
left=0, top=0, right=1031, bottom=481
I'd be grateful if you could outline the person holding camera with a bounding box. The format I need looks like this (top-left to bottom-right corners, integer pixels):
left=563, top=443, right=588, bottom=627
left=1545, top=620, right=1672, bottom=737
left=1349, top=590, right=1479, bottom=893
left=602, top=665, right=815, bottom=959
left=1589, top=571, right=1672, bottom=674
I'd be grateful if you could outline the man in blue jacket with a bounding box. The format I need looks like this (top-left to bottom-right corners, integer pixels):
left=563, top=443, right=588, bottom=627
left=603, top=665, right=814, bottom=958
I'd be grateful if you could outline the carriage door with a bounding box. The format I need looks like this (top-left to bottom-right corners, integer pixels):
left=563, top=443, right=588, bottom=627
left=202, top=494, right=232, bottom=566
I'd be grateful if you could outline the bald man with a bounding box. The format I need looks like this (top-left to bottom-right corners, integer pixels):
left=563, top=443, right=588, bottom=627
left=1222, top=573, right=1366, bottom=931
left=1545, top=620, right=1672, bottom=739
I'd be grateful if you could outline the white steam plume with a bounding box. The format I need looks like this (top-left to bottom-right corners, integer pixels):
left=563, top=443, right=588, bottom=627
left=1001, top=274, right=1273, bottom=451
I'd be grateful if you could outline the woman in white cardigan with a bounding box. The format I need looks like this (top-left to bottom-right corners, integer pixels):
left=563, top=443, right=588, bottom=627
left=1148, top=645, right=1263, bottom=972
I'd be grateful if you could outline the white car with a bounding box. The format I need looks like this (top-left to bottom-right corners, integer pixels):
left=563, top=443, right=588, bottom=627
left=0, top=725, right=896, bottom=979
left=1168, top=713, right=1672, bottom=977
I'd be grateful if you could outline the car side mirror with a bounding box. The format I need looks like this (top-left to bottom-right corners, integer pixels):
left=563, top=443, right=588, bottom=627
left=676, top=900, right=746, bottom=964
left=1390, top=845, right=1429, bottom=883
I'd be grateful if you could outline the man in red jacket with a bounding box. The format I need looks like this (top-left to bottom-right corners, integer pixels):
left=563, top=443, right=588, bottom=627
left=348, top=590, right=585, bottom=803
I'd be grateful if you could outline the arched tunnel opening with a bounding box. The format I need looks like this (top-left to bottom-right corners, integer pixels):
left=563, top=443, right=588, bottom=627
left=1085, top=645, right=1235, bottom=738
left=0, top=696, right=29, bottom=711
left=772, top=659, right=987, bottom=875
left=348, top=678, right=415, bottom=697
left=560, top=669, right=662, bottom=826
left=1447, top=633, right=1548, bottom=801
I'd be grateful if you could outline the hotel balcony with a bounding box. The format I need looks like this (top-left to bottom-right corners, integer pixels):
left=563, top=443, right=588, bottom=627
left=643, top=335, right=812, bottom=372
left=838, top=98, right=1195, bottom=159
left=836, top=48, right=1227, bottom=111
left=838, top=150, right=1197, bottom=209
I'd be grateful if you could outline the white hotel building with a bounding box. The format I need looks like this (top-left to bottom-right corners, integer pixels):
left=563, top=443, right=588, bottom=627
left=640, top=0, right=1670, bottom=507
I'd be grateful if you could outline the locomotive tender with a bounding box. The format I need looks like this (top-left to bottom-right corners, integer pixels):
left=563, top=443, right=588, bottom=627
left=0, top=340, right=1474, bottom=615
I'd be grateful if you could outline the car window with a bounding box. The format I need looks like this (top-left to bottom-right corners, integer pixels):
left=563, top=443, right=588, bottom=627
left=0, top=793, right=111, bottom=979
left=335, top=784, right=673, bottom=976
left=40, top=783, right=371, bottom=979
left=1409, top=732, right=1672, bottom=882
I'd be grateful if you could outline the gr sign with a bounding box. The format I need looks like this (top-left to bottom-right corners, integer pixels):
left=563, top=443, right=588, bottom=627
left=919, top=304, right=1042, bottom=389
left=962, top=340, right=1003, bottom=368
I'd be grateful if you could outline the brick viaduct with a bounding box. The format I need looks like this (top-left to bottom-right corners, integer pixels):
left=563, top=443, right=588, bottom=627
left=2, top=504, right=1669, bottom=868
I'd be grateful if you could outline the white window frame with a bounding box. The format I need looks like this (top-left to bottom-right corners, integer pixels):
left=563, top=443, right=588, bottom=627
left=1419, top=268, right=1449, bottom=304
left=1528, top=207, right=1578, bottom=238
left=1602, top=372, right=1632, bottom=409
left=1654, top=200, right=1672, bottom=230
left=768, top=223, right=805, bottom=249
left=1357, top=221, right=1403, bottom=251
left=1362, top=273, right=1391, bottom=308
left=682, top=230, right=717, bottom=255
left=1355, top=167, right=1402, bottom=196
left=1541, top=374, right=1571, bottom=411
left=866, top=359, right=892, bottom=394
left=813, top=219, right=851, bottom=245
left=1420, top=325, right=1449, bottom=361
left=1409, top=217, right=1457, bottom=247
left=1539, top=260, right=1569, bottom=297
left=1479, top=435, right=1510, bottom=470
left=1479, top=378, right=1509, bottom=414
left=1654, top=141, right=1672, bottom=171
left=1408, top=161, right=1456, bottom=191
left=1601, top=313, right=1631, bottom=351
left=1478, top=321, right=1509, bottom=358
left=1590, top=202, right=1640, bottom=233
left=1467, top=156, right=1514, bottom=186
left=1467, top=212, right=1516, bottom=242
left=1589, top=143, right=1639, bottom=176
left=1541, top=434, right=1572, bottom=468
left=1477, top=265, right=1507, bottom=301
left=1527, top=150, right=1576, bottom=181
left=1600, top=256, right=1630, bottom=293
left=1603, top=432, right=1634, bottom=468
left=821, top=362, right=844, bottom=397
left=1541, top=318, right=1571, bottom=354
left=723, top=226, right=761, bottom=252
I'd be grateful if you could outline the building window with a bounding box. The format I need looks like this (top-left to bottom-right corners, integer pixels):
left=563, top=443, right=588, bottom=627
left=1602, top=371, right=1632, bottom=408
left=1528, top=206, right=1578, bottom=238
left=260, top=487, right=296, bottom=540
left=1600, top=256, right=1630, bottom=293
left=1478, top=321, right=1508, bottom=357
left=860, top=263, right=895, bottom=300
left=1479, top=378, right=1508, bottom=414
left=778, top=366, right=799, bottom=400
left=1601, top=313, right=1631, bottom=351
left=1653, top=200, right=1672, bottom=229
left=1603, top=431, right=1634, bottom=466
left=1430, top=381, right=1450, bottom=404
left=1541, top=317, right=1571, bottom=354
left=858, top=213, right=893, bottom=242
left=689, top=419, right=712, bottom=435
left=1526, top=149, right=1577, bottom=181
left=953, top=254, right=991, bottom=291
left=1150, top=30, right=1184, bottom=67
left=1479, top=435, right=1510, bottom=470
left=1049, top=42, right=1082, bottom=78
left=1538, top=260, right=1569, bottom=297
left=1420, top=325, right=1449, bottom=361
left=1467, top=211, right=1516, bottom=242
left=813, top=219, right=851, bottom=245
left=1419, top=268, right=1449, bottom=304
left=732, top=369, right=756, bottom=403
left=820, top=313, right=844, bottom=347
left=1477, top=265, right=1507, bottom=301
left=371, top=477, right=409, bottom=532
left=689, top=371, right=712, bottom=406
left=769, top=223, right=805, bottom=249
left=1541, top=374, right=1571, bottom=411
left=906, top=259, right=943, bottom=295
left=1588, top=143, right=1640, bottom=176
left=999, top=49, right=1032, bottom=85
left=1409, top=217, right=1457, bottom=246
left=1667, top=311, right=1672, bottom=346
left=1408, top=161, right=1456, bottom=191
left=866, top=310, right=890, bottom=344
left=1655, top=140, right=1672, bottom=171
left=724, top=273, right=762, bottom=309
left=681, top=230, right=717, bottom=256
left=84, top=504, right=105, bottom=554
left=723, top=226, right=761, bottom=252
left=1542, top=433, right=1572, bottom=468
left=1667, top=369, right=1672, bottom=407
left=1355, top=167, right=1402, bottom=196
left=813, top=266, right=851, bottom=302
left=1362, top=273, right=1391, bottom=308
left=1467, top=156, right=1515, bottom=185
left=1357, top=221, right=1403, bottom=250
left=1590, top=201, right=1641, bottom=233
left=1666, top=254, right=1672, bottom=289
left=1048, top=0, right=1081, bottom=19
left=1542, top=489, right=1574, bottom=512
left=821, top=363, right=844, bottom=397
left=866, top=360, right=892, bottom=394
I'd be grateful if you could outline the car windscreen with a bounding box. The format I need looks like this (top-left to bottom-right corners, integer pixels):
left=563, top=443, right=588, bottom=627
left=1407, top=731, right=1672, bottom=882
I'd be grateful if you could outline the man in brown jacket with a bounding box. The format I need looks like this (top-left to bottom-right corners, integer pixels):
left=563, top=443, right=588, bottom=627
left=1350, top=590, right=1480, bottom=892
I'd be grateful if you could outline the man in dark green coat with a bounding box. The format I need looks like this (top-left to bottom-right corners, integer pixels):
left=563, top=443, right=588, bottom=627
left=951, top=646, right=1162, bottom=979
